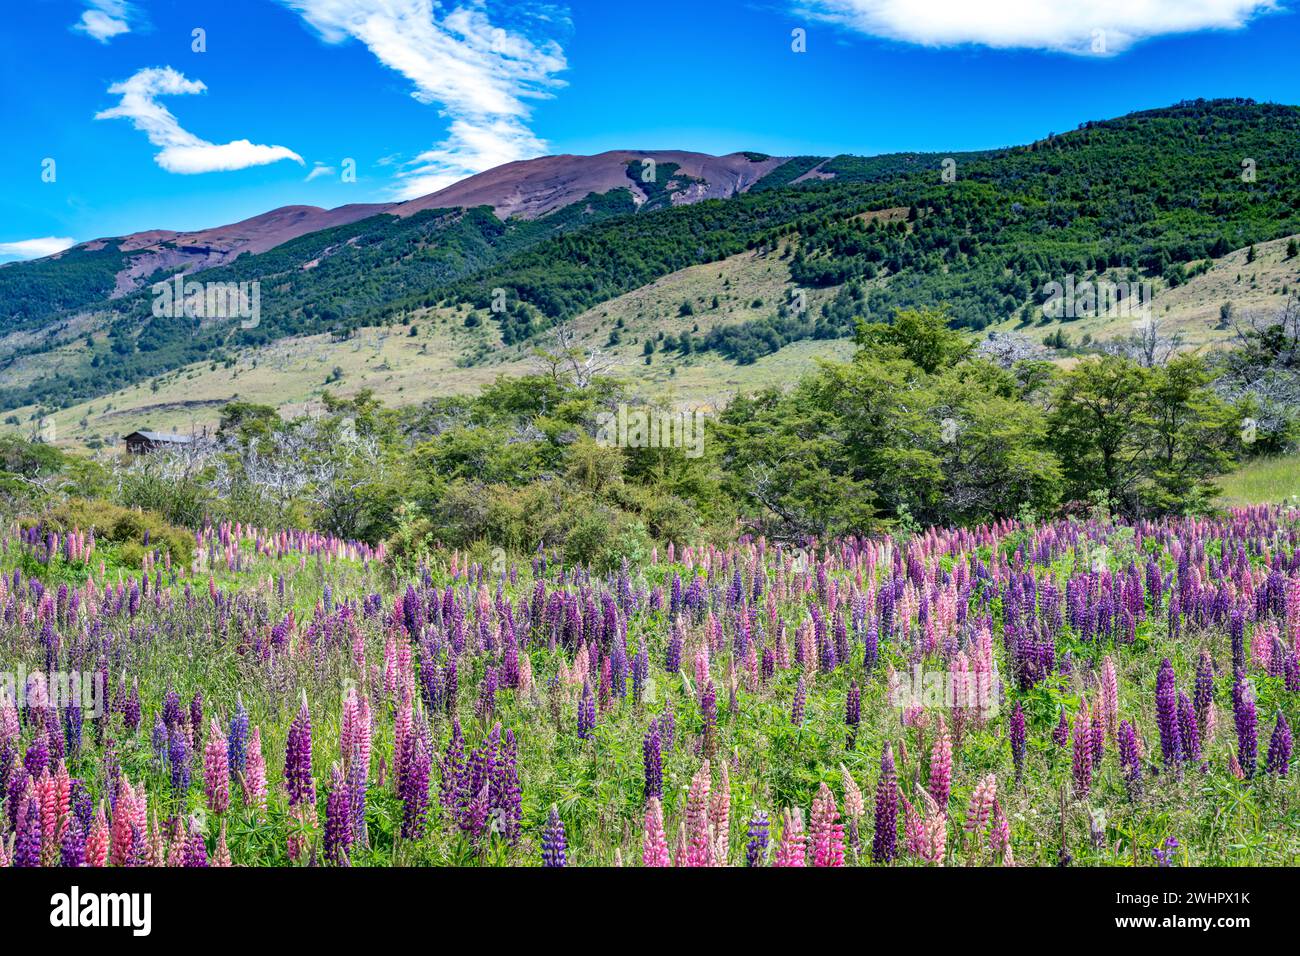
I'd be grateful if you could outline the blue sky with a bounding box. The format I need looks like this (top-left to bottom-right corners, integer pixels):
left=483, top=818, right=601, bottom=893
left=2, top=0, right=1297, bottom=260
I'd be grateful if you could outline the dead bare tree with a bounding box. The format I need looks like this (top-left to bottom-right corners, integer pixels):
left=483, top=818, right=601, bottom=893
left=532, top=320, right=614, bottom=388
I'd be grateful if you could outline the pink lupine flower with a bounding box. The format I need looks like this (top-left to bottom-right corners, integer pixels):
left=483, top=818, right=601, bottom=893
left=902, top=793, right=925, bottom=859
left=840, top=764, right=865, bottom=848
left=642, top=797, right=670, bottom=867
left=109, top=778, right=137, bottom=867
left=988, top=798, right=1011, bottom=857
left=214, top=820, right=232, bottom=867
left=929, top=713, right=952, bottom=812
left=710, top=760, right=731, bottom=865
left=684, top=760, right=712, bottom=867
left=1100, top=656, right=1119, bottom=740
left=964, top=773, right=996, bottom=840
left=393, top=696, right=412, bottom=793
left=85, top=806, right=109, bottom=867
left=35, top=770, right=58, bottom=865
left=204, top=717, right=230, bottom=814
left=243, top=726, right=268, bottom=811
left=810, top=783, right=845, bottom=867
left=0, top=832, right=9, bottom=867
left=772, top=807, right=806, bottom=867
left=167, top=819, right=187, bottom=867
left=919, top=789, right=946, bottom=866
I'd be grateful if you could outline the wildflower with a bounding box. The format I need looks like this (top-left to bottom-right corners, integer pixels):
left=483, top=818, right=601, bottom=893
left=541, top=804, right=566, bottom=867
left=204, top=717, right=230, bottom=814
left=810, top=782, right=845, bottom=867
left=1267, top=712, right=1292, bottom=776
left=872, top=743, right=898, bottom=864
left=642, top=797, right=669, bottom=867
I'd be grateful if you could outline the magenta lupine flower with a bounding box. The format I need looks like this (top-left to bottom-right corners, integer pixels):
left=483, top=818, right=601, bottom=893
left=204, top=717, right=229, bottom=814
left=285, top=692, right=315, bottom=807
left=772, top=807, right=807, bottom=867
left=642, top=797, right=669, bottom=867
left=1155, top=658, right=1181, bottom=767
left=1099, top=656, right=1119, bottom=740
left=1267, top=712, right=1292, bottom=776
left=872, top=743, right=898, bottom=864
left=541, top=804, right=566, bottom=867
left=810, top=782, right=845, bottom=867
left=324, top=763, right=352, bottom=865
left=1233, top=678, right=1258, bottom=778
left=1010, top=700, right=1027, bottom=783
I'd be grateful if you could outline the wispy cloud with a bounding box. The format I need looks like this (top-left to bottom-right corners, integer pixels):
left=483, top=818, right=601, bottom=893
left=72, top=0, right=133, bottom=43
left=0, top=237, right=78, bottom=263
left=305, top=163, right=336, bottom=181
left=795, top=0, right=1279, bottom=55
left=94, top=67, right=304, bottom=174
left=278, top=0, right=568, bottom=198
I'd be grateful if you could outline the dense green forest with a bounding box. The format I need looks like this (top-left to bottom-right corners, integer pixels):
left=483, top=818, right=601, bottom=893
left=4, top=99, right=1300, bottom=413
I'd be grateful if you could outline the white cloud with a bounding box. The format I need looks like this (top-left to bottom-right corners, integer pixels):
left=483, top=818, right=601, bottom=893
left=305, top=163, right=336, bottom=181
left=94, top=67, right=304, bottom=174
left=277, top=0, right=568, bottom=198
left=0, top=237, right=78, bottom=262
left=795, top=0, right=1279, bottom=55
left=72, top=1, right=132, bottom=43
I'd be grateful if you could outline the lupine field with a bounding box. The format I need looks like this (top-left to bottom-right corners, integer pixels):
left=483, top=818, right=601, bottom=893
left=2, top=508, right=1300, bottom=868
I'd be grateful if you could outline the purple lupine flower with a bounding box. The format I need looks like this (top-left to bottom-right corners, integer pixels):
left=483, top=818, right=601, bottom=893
left=227, top=695, right=249, bottom=779
left=700, top=680, right=717, bottom=756
left=285, top=693, right=315, bottom=806
left=492, top=729, right=522, bottom=844
left=746, top=809, right=770, bottom=867
left=1010, top=700, right=1027, bottom=782
left=1233, top=678, right=1258, bottom=778
left=399, top=725, right=431, bottom=841
left=1051, top=706, right=1069, bottom=748
left=845, top=681, right=861, bottom=748
left=1118, top=719, right=1143, bottom=800
left=60, top=815, right=86, bottom=867
left=184, top=829, right=208, bottom=867
left=1193, top=651, right=1214, bottom=736
left=872, top=743, right=898, bottom=864
left=325, top=764, right=352, bottom=865
left=1155, top=658, right=1181, bottom=767
left=14, top=796, right=41, bottom=867
left=577, top=682, right=596, bottom=740
left=792, top=675, right=806, bottom=726
left=123, top=680, right=141, bottom=734
left=168, top=724, right=191, bottom=796
left=1177, top=691, right=1200, bottom=764
left=1267, top=712, right=1292, bottom=777
left=1152, top=836, right=1179, bottom=867
left=643, top=721, right=662, bottom=801
left=541, top=804, right=567, bottom=867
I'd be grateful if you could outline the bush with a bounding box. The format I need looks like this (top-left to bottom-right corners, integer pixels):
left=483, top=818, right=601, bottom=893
left=35, top=498, right=195, bottom=568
